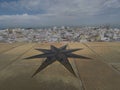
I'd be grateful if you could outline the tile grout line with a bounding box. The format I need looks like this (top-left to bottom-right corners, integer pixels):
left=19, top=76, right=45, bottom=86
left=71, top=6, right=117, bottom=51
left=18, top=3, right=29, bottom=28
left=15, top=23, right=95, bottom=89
left=111, top=65, right=120, bottom=72
left=0, top=43, right=25, bottom=54
left=0, top=43, right=37, bottom=71
left=67, top=43, right=85, bottom=90
left=82, top=43, right=120, bottom=74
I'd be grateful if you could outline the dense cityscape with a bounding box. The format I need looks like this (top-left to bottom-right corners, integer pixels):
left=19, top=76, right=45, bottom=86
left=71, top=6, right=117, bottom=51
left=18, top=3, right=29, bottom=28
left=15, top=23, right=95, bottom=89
left=0, top=26, right=120, bottom=43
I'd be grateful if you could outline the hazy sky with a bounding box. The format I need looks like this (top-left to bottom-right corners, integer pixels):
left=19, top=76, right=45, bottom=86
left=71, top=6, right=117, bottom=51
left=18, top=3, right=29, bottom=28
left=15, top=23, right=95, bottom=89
left=0, top=0, right=120, bottom=27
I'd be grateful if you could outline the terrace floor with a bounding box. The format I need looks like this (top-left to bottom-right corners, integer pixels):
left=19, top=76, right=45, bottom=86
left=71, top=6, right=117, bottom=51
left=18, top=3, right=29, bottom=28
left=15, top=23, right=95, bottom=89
left=0, top=42, right=120, bottom=90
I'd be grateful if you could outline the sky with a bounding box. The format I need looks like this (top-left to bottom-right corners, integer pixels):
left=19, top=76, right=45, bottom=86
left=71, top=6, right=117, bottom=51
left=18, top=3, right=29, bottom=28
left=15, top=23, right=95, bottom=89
left=0, top=0, right=120, bottom=28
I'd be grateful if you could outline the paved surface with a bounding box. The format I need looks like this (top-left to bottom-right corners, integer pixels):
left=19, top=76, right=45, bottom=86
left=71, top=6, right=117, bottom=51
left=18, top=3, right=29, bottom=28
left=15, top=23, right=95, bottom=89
left=0, top=42, right=120, bottom=90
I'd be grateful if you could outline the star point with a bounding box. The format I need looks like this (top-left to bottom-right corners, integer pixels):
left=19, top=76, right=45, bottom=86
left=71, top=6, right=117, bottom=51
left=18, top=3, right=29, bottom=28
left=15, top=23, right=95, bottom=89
left=25, top=45, right=91, bottom=77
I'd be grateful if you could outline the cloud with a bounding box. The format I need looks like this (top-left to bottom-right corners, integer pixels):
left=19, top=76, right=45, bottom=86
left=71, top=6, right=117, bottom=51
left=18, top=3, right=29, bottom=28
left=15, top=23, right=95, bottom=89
left=0, top=0, right=120, bottom=27
left=0, top=12, right=120, bottom=28
left=0, top=13, right=81, bottom=27
left=0, top=0, right=120, bottom=16
left=104, top=0, right=120, bottom=8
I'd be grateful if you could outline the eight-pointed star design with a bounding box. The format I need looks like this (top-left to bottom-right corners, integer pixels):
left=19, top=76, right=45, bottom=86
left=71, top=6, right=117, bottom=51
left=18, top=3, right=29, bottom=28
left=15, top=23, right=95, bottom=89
left=25, top=45, right=91, bottom=77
